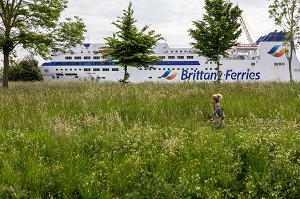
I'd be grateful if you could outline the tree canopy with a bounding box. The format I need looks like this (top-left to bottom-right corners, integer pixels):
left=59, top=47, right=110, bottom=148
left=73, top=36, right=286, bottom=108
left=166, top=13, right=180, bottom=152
left=102, top=2, right=163, bottom=83
left=0, top=0, right=86, bottom=87
left=268, top=0, right=300, bottom=82
left=188, top=0, right=242, bottom=82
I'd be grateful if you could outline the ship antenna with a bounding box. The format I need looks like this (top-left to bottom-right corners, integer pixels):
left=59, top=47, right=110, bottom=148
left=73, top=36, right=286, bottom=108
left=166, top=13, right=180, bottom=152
left=86, top=32, right=90, bottom=43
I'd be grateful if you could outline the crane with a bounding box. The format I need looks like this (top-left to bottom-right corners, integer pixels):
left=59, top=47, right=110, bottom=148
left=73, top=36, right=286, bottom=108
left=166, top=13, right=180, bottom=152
left=239, top=15, right=254, bottom=44
left=226, top=0, right=255, bottom=44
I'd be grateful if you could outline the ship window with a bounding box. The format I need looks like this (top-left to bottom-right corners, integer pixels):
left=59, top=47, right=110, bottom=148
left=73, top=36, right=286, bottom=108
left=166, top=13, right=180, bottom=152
left=93, top=56, right=101, bottom=59
left=60, top=69, right=63, bottom=71
left=65, top=56, right=72, bottom=60
left=70, top=69, right=73, bottom=71
left=274, top=63, right=279, bottom=66
left=75, top=69, right=77, bottom=71
left=84, top=68, right=91, bottom=71
left=65, top=69, right=68, bottom=71
left=44, top=69, right=49, bottom=73
left=148, top=77, right=152, bottom=79
left=102, top=77, right=106, bottom=79
left=168, top=56, right=175, bottom=59
left=187, top=56, right=194, bottom=59
left=159, top=56, right=165, bottom=59
left=79, top=69, right=82, bottom=71
left=112, top=68, right=119, bottom=71
left=93, top=68, right=100, bottom=71
left=75, top=56, right=81, bottom=60
left=251, top=62, right=255, bottom=66
left=103, top=68, right=109, bottom=71
left=84, top=56, right=91, bottom=60
left=177, top=56, right=184, bottom=59
left=56, top=69, right=58, bottom=71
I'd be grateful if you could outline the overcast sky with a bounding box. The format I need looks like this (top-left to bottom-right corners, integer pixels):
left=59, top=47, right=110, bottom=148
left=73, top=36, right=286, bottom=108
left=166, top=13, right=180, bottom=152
left=60, top=0, right=300, bottom=57
left=63, top=0, right=274, bottom=45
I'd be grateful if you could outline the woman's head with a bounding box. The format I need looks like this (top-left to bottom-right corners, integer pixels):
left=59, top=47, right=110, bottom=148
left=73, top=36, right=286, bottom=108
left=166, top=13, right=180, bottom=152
left=212, top=94, right=223, bottom=104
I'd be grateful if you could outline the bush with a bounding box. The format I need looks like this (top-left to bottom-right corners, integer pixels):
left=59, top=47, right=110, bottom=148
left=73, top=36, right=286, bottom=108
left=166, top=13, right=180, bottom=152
left=9, top=59, right=43, bottom=81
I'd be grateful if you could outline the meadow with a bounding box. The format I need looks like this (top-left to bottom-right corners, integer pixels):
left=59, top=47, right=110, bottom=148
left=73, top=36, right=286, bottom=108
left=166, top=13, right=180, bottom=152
left=0, top=81, right=299, bottom=198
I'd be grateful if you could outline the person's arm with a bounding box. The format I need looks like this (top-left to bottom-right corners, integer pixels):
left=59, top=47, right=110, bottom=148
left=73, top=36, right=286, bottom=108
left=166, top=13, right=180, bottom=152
left=216, top=107, right=224, bottom=121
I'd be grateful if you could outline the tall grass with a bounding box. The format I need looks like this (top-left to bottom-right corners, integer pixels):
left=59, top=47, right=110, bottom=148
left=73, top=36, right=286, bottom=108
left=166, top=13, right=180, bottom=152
left=0, top=81, right=299, bottom=198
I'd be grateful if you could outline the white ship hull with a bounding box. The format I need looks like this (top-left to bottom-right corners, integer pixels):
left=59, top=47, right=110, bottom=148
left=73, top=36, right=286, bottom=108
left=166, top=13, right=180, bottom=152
left=40, top=32, right=300, bottom=82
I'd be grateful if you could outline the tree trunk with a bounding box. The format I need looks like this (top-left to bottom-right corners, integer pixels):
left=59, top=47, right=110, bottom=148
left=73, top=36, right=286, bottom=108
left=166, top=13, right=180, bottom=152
left=288, top=43, right=293, bottom=82
left=216, top=59, right=221, bottom=83
left=123, top=65, right=129, bottom=83
left=3, top=51, right=9, bottom=88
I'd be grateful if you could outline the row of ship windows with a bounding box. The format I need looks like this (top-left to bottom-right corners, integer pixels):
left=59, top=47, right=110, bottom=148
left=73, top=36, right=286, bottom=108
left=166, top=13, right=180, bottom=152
left=66, top=56, right=101, bottom=60
left=48, top=67, right=216, bottom=73
left=274, top=62, right=285, bottom=66
left=65, top=56, right=195, bottom=60
left=159, top=56, right=194, bottom=59
left=53, top=68, right=119, bottom=72
left=166, top=50, right=192, bottom=53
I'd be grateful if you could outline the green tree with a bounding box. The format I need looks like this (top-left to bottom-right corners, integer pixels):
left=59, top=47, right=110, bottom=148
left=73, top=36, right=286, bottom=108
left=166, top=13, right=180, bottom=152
left=9, top=58, right=43, bottom=81
left=0, top=0, right=86, bottom=88
left=188, top=0, right=242, bottom=82
left=268, top=0, right=300, bottom=82
left=102, top=2, right=163, bottom=83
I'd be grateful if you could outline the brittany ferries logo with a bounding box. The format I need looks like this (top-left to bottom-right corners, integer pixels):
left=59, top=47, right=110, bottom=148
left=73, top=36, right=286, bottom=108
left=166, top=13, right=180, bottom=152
left=162, top=70, right=179, bottom=80
left=267, top=45, right=286, bottom=57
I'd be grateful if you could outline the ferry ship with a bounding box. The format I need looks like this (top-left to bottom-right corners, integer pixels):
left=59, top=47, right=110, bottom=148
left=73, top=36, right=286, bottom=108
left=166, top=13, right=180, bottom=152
left=40, top=31, right=300, bottom=82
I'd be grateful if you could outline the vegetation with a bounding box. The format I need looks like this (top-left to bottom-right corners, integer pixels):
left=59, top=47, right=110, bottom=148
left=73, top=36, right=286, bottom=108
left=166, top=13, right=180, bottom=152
left=268, top=0, right=300, bottom=82
left=0, top=0, right=86, bottom=88
left=102, top=2, right=163, bottom=83
left=0, top=81, right=300, bottom=198
left=189, top=0, right=242, bottom=82
left=9, top=58, right=43, bottom=82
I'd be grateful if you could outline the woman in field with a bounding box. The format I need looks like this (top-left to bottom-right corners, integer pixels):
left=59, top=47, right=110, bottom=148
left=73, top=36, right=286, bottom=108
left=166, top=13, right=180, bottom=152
left=209, top=94, right=224, bottom=128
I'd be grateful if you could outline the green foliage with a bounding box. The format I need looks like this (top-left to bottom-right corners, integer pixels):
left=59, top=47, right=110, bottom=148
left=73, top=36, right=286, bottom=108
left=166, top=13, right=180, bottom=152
left=102, top=2, right=163, bottom=83
left=268, top=0, right=300, bottom=82
left=8, top=58, right=43, bottom=82
left=0, top=0, right=86, bottom=87
left=189, top=0, right=242, bottom=82
left=0, top=81, right=300, bottom=198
